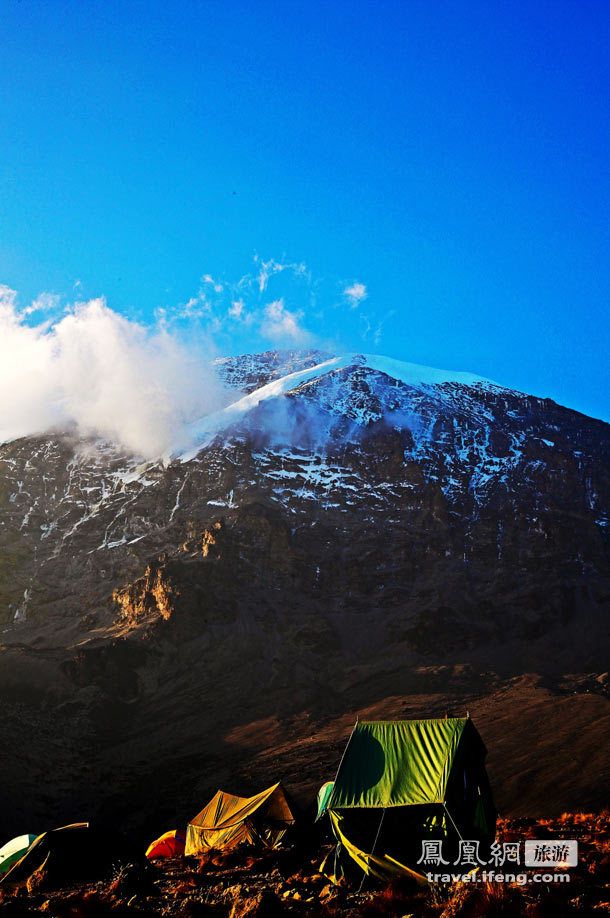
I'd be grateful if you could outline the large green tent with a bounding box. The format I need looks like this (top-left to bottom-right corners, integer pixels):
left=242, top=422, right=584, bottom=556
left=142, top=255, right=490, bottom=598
left=325, top=717, right=496, bottom=883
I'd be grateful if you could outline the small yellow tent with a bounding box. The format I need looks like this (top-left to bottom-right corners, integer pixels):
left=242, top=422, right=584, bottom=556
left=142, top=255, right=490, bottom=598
left=185, top=782, right=294, bottom=855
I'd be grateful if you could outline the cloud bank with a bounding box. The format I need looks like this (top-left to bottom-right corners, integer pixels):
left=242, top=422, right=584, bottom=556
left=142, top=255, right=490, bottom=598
left=0, top=258, right=378, bottom=457
left=0, top=288, right=224, bottom=457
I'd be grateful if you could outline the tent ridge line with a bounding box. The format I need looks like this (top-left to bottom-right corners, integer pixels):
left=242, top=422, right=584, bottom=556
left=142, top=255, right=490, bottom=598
left=357, top=718, right=467, bottom=725
left=327, top=719, right=359, bottom=810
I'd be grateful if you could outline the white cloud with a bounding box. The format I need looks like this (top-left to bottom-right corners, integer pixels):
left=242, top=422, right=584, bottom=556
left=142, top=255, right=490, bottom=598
left=0, top=284, right=18, bottom=315
left=229, top=299, right=245, bottom=319
left=0, top=258, right=377, bottom=457
left=372, top=309, right=394, bottom=348
left=360, top=313, right=372, bottom=341
left=261, top=299, right=309, bottom=343
left=202, top=274, right=223, bottom=293
left=25, top=292, right=61, bottom=316
left=344, top=282, right=367, bottom=308
left=254, top=257, right=308, bottom=293
left=179, top=292, right=211, bottom=319
left=0, top=294, right=224, bottom=457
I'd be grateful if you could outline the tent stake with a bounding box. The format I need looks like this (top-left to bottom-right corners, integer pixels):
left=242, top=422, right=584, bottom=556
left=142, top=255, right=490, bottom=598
left=358, top=807, right=386, bottom=894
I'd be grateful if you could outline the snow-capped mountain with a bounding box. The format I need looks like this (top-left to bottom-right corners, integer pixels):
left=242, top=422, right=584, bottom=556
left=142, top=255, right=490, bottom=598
left=1, top=349, right=607, bottom=629
left=0, top=349, right=609, bottom=834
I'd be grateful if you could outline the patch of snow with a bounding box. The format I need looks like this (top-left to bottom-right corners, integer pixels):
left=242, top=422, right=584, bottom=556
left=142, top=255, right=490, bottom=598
left=207, top=489, right=238, bottom=509
left=175, top=353, right=503, bottom=462
left=169, top=474, right=189, bottom=522
left=13, top=588, right=30, bottom=622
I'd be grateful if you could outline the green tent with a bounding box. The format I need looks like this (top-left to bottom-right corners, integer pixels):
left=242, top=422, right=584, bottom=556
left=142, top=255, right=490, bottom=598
left=0, top=823, right=142, bottom=889
left=316, top=781, right=334, bottom=821
left=0, top=835, right=37, bottom=875
left=325, top=718, right=496, bottom=883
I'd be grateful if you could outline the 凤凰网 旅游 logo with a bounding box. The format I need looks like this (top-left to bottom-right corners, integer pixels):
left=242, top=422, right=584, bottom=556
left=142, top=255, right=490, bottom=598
left=524, top=840, right=578, bottom=867
left=418, top=837, right=577, bottom=882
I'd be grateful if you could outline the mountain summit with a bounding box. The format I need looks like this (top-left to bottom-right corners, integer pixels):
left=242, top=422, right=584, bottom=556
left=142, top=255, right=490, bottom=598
left=174, top=351, right=498, bottom=460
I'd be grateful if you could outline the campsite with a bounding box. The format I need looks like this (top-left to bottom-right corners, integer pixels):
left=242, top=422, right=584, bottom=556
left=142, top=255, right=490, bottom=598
left=1, top=718, right=610, bottom=915
left=1, top=2, right=609, bottom=913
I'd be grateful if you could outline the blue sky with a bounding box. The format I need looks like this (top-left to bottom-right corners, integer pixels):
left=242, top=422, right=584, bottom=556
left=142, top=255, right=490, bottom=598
left=1, top=0, right=609, bottom=420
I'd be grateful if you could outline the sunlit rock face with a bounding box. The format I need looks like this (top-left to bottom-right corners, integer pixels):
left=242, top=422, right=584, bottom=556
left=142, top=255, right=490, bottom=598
left=0, top=349, right=609, bottom=833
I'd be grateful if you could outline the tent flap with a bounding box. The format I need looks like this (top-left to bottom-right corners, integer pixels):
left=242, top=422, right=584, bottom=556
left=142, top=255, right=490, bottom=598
left=329, top=812, right=428, bottom=885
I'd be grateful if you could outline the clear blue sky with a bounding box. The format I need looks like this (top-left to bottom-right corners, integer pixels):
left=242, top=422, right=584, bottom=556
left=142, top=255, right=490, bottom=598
left=1, top=0, right=609, bottom=420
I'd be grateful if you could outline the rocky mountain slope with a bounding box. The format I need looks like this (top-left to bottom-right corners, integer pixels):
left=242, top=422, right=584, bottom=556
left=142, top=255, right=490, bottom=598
left=0, top=349, right=609, bottom=837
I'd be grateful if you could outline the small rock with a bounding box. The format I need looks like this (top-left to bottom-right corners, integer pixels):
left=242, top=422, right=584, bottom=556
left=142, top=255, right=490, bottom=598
left=308, top=873, right=325, bottom=886
left=230, top=888, right=283, bottom=917
left=224, top=884, right=244, bottom=901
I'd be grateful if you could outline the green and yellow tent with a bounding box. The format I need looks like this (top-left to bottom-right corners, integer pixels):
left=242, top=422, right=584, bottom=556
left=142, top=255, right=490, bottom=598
left=325, top=717, right=496, bottom=883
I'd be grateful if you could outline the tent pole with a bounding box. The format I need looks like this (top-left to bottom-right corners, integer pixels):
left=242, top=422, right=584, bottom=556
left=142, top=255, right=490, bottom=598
left=328, top=720, right=360, bottom=886
left=331, top=720, right=358, bottom=790
left=443, top=805, right=464, bottom=840
left=358, top=808, right=386, bottom=894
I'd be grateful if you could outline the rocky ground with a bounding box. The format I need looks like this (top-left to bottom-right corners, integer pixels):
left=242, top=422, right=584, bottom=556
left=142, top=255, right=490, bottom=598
left=1, top=813, right=609, bottom=916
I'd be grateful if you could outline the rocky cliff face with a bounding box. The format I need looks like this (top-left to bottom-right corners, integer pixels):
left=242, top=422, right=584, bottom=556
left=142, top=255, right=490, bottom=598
left=1, top=349, right=609, bottom=835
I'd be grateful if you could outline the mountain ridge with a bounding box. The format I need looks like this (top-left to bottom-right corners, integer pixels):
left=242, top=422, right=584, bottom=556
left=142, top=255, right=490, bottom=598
left=175, top=351, right=503, bottom=461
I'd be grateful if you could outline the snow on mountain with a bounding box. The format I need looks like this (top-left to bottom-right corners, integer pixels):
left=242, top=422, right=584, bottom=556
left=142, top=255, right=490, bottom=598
left=1, top=348, right=608, bottom=634
left=212, top=348, right=332, bottom=393
left=175, top=353, right=501, bottom=461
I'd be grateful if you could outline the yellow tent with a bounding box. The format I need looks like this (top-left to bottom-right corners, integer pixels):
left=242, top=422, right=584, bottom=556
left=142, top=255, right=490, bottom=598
left=185, top=782, right=294, bottom=855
